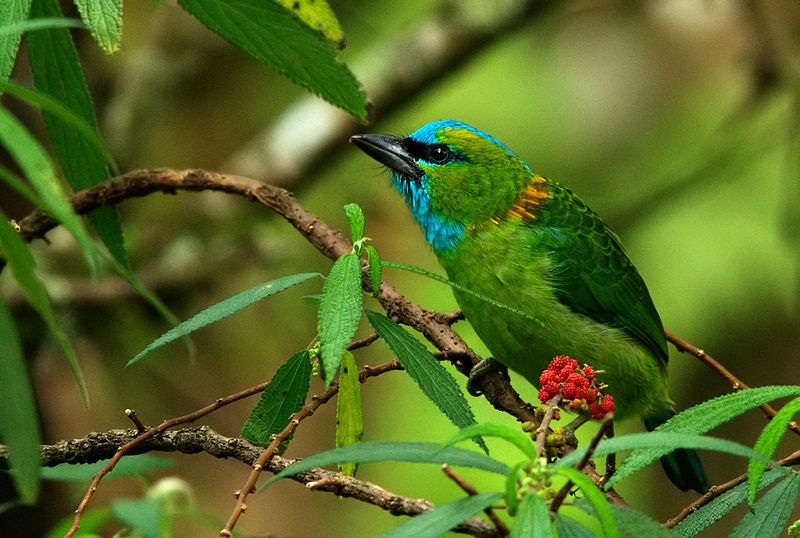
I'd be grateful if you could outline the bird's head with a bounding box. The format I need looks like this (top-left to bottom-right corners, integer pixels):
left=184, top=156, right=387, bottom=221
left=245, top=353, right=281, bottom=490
left=350, top=120, right=537, bottom=253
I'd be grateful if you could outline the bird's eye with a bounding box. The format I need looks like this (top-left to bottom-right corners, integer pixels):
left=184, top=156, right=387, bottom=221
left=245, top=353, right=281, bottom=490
left=427, top=145, right=452, bottom=164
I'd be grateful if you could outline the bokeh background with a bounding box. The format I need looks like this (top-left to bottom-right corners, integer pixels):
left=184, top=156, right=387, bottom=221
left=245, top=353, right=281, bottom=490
left=2, top=0, right=799, bottom=536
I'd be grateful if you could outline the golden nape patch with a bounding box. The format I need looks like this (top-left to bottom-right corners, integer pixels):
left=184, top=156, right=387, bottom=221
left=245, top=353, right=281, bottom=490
left=505, top=175, right=551, bottom=221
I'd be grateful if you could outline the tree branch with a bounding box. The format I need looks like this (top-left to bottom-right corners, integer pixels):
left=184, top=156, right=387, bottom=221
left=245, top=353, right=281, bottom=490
left=12, top=168, right=538, bottom=427
left=0, top=427, right=499, bottom=538
left=666, top=330, right=800, bottom=437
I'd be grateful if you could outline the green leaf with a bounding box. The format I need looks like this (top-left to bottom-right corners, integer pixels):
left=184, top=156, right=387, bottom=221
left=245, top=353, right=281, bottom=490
left=111, top=497, right=163, bottom=538
left=178, top=0, right=369, bottom=121
left=0, top=16, right=84, bottom=39
left=0, top=163, right=39, bottom=205
left=443, top=421, right=536, bottom=460
left=610, top=386, right=800, bottom=487
left=344, top=203, right=365, bottom=243
left=318, top=253, right=362, bottom=383
left=674, top=468, right=784, bottom=537
left=365, top=310, right=482, bottom=447
left=0, top=296, right=41, bottom=503
left=335, top=351, right=363, bottom=476
left=0, top=210, right=88, bottom=404
left=383, top=261, right=539, bottom=322
left=609, top=505, right=672, bottom=538
left=0, top=0, right=32, bottom=82
left=0, top=80, right=117, bottom=171
left=41, top=455, right=175, bottom=481
left=552, top=467, right=619, bottom=538
left=731, top=475, right=800, bottom=538
left=748, top=396, right=800, bottom=508
left=512, top=493, right=553, bottom=538
left=365, top=244, right=382, bottom=296
left=266, top=441, right=509, bottom=487
left=240, top=350, right=312, bottom=447
left=129, top=272, right=319, bottom=366
left=553, top=513, right=596, bottom=538
left=275, top=0, right=344, bottom=48
left=381, top=492, right=503, bottom=538
left=556, top=432, right=783, bottom=489
left=28, top=0, right=126, bottom=269
left=505, top=460, right=526, bottom=516
left=0, top=106, right=98, bottom=274
left=74, top=0, right=122, bottom=54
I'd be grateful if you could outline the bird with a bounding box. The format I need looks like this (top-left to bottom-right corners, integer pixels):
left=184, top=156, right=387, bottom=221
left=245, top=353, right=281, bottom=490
left=350, top=119, right=709, bottom=493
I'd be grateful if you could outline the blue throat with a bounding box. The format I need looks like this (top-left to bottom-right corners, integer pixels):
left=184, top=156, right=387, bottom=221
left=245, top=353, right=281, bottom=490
left=392, top=172, right=465, bottom=253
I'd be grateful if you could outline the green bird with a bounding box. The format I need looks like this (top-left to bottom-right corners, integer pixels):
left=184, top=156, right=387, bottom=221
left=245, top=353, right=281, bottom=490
left=351, top=120, right=709, bottom=493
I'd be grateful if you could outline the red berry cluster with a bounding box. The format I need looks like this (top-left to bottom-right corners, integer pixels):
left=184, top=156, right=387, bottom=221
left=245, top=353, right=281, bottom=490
left=538, top=356, right=615, bottom=419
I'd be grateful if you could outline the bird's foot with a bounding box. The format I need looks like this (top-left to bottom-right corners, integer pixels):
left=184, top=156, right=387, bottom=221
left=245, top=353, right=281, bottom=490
left=467, top=357, right=509, bottom=396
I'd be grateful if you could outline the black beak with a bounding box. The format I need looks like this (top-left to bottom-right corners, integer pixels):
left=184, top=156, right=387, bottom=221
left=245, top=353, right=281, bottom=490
left=349, top=134, right=424, bottom=180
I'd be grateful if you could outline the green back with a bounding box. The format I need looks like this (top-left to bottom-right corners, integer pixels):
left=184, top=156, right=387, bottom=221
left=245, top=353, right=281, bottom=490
left=533, top=182, right=669, bottom=365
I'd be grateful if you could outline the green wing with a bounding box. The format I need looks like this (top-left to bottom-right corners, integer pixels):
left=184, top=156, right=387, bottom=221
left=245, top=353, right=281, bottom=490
left=533, top=184, right=669, bottom=365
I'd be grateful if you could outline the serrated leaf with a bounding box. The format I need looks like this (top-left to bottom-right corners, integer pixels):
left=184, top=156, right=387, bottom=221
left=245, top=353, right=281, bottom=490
left=41, top=454, right=175, bottom=481
left=74, top=0, right=122, bottom=54
left=731, top=475, right=800, bottom=538
left=275, top=0, right=344, bottom=48
left=335, top=350, right=363, bottom=475
left=343, top=203, right=365, bottom=243
left=443, top=422, right=536, bottom=459
left=178, top=0, right=368, bottom=121
left=0, top=210, right=88, bottom=404
left=318, top=253, right=362, bottom=383
left=0, top=106, right=98, bottom=274
left=748, top=396, right=800, bottom=508
left=554, top=513, right=597, bottom=538
left=609, top=505, right=672, bottom=538
left=265, top=441, right=509, bottom=488
left=129, top=272, right=319, bottom=366
left=381, top=492, right=503, bottom=538
left=365, top=310, right=482, bottom=447
left=365, top=244, right=382, bottom=296
left=28, top=0, right=126, bottom=270
left=674, top=468, right=784, bottom=537
left=0, top=296, right=41, bottom=504
left=240, top=350, right=312, bottom=447
left=609, top=386, right=800, bottom=488
left=512, top=493, right=552, bottom=538
left=552, top=467, right=619, bottom=538
left=0, top=0, right=32, bottom=83
left=556, top=432, right=783, bottom=490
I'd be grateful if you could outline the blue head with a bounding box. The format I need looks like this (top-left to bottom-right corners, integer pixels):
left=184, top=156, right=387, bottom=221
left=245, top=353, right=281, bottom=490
left=351, top=120, right=535, bottom=253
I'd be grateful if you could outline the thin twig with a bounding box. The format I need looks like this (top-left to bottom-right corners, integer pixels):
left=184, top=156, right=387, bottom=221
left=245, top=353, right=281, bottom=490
left=666, top=331, right=800, bottom=437
left=124, top=409, right=147, bottom=434
left=65, top=380, right=270, bottom=537
left=665, top=446, right=800, bottom=527
left=0, top=426, right=497, bottom=538
left=602, top=421, right=616, bottom=486
left=536, top=395, right=562, bottom=457
left=221, top=359, right=402, bottom=536
left=550, top=415, right=614, bottom=514
left=442, top=464, right=510, bottom=536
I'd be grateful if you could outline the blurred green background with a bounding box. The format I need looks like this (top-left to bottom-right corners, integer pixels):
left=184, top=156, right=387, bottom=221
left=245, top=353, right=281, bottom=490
left=2, top=1, right=798, bottom=536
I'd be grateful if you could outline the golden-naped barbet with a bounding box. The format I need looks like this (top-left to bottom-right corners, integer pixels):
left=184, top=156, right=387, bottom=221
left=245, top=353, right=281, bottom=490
left=351, top=120, right=709, bottom=493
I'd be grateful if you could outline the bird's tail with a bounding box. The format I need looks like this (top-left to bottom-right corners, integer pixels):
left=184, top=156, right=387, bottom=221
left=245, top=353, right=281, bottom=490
left=643, top=411, right=709, bottom=493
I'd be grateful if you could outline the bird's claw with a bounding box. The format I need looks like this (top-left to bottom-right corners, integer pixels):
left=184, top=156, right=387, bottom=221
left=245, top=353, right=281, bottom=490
left=467, top=357, right=508, bottom=396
